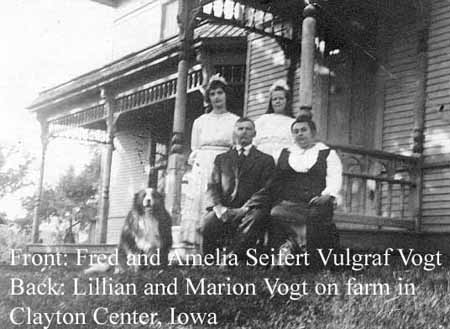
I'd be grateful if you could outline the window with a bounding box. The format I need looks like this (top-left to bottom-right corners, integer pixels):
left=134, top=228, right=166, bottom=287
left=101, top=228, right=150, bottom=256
left=161, top=0, right=178, bottom=40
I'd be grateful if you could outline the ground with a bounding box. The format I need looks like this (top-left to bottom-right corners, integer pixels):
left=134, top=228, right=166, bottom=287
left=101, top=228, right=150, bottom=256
left=1, top=260, right=449, bottom=329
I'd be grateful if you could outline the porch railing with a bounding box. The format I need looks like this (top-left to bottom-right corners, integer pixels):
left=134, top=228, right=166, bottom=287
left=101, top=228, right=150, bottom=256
left=150, top=143, right=421, bottom=231
left=331, top=144, right=420, bottom=231
left=114, top=65, right=203, bottom=115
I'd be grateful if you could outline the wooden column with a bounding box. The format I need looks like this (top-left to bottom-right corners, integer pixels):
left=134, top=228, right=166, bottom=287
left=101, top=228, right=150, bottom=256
left=298, top=4, right=317, bottom=117
left=313, top=41, right=329, bottom=141
left=31, top=119, right=49, bottom=243
left=286, top=22, right=300, bottom=109
left=96, top=88, right=115, bottom=243
left=165, top=0, right=194, bottom=224
left=411, top=3, right=431, bottom=233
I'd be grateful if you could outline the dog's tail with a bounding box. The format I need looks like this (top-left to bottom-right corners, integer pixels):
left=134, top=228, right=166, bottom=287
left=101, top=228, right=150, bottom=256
left=83, top=262, right=111, bottom=274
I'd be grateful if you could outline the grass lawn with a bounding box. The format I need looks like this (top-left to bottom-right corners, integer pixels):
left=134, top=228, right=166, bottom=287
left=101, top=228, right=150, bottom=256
left=1, top=259, right=449, bottom=329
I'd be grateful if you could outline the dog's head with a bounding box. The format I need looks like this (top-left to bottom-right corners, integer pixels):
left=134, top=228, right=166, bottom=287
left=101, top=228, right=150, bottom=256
left=133, top=188, right=165, bottom=215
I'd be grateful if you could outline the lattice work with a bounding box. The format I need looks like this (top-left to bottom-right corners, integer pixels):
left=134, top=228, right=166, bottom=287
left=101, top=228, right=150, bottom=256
left=48, top=125, right=108, bottom=144
left=48, top=104, right=105, bottom=128
left=47, top=104, right=107, bottom=143
left=45, top=67, right=205, bottom=139
left=197, top=0, right=293, bottom=43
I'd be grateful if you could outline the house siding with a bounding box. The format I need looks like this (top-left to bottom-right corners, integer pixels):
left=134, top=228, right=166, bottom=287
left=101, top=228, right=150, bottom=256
left=245, top=5, right=450, bottom=233
left=382, top=14, right=418, bottom=156
left=374, top=7, right=450, bottom=233
left=422, top=0, right=450, bottom=232
left=107, top=129, right=150, bottom=243
left=245, top=34, right=289, bottom=118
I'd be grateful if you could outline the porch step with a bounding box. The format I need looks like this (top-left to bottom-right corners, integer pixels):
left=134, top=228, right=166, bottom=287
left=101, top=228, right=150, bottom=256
left=334, top=212, right=415, bottom=230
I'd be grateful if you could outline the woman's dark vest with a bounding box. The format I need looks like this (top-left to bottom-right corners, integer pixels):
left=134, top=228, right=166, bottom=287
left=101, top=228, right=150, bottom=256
left=276, top=147, right=331, bottom=203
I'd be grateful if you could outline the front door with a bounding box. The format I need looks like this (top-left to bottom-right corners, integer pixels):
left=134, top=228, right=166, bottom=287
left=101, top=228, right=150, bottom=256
left=324, top=46, right=377, bottom=149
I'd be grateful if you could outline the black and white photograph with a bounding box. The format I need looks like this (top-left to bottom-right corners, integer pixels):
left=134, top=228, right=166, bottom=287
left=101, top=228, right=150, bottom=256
left=1, top=0, right=449, bottom=328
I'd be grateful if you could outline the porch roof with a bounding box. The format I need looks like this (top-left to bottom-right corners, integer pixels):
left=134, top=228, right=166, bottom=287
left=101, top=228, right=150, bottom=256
left=28, top=23, right=246, bottom=111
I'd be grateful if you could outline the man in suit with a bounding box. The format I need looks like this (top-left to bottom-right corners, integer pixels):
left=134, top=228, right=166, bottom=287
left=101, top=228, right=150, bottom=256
left=202, top=117, right=275, bottom=257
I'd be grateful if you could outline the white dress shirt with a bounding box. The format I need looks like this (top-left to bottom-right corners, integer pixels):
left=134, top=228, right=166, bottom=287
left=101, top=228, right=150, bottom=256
left=235, top=143, right=253, bottom=156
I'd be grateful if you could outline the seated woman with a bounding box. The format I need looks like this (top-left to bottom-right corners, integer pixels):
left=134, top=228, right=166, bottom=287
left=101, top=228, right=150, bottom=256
left=245, top=115, right=343, bottom=252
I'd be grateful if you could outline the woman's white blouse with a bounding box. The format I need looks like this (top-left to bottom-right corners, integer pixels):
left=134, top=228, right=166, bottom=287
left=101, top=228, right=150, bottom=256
left=254, top=113, right=294, bottom=160
left=190, top=111, right=240, bottom=150
left=287, top=142, right=343, bottom=199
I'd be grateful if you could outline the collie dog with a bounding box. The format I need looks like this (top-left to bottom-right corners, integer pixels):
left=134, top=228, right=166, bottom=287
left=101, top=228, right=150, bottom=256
left=85, top=188, right=172, bottom=274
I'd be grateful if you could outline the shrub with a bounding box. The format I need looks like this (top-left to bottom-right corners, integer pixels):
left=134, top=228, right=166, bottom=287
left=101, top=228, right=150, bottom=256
left=0, top=225, right=31, bottom=263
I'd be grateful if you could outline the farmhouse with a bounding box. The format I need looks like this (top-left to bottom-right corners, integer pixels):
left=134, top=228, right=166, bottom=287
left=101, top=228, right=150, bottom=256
left=28, top=0, right=450, bottom=253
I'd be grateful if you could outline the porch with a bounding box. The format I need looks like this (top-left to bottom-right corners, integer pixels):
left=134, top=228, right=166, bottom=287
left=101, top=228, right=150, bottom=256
left=26, top=139, right=424, bottom=253
left=27, top=0, right=444, bottom=253
left=28, top=141, right=426, bottom=255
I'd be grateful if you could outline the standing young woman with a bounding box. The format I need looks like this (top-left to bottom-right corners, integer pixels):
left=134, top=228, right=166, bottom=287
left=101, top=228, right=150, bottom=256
left=180, top=75, right=239, bottom=248
left=254, top=80, right=295, bottom=161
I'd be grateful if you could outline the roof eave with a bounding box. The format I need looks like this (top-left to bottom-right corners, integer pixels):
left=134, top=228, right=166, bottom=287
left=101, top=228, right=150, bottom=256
left=28, top=24, right=248, bottom=111
left=27, top=46, right=179, bottom=112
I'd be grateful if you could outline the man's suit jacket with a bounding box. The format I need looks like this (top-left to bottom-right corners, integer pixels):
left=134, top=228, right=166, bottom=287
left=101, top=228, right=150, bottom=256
left=207, top=146, right=275, bottom=209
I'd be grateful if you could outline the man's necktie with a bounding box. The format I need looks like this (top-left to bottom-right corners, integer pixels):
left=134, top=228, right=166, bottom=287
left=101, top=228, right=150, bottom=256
left=238, top=147, right=246, bottom=170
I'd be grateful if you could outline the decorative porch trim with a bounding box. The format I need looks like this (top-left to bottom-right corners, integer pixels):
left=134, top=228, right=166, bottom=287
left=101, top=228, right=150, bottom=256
left=47, top=102, right=108, bottom=144
left=115, top=64, right=203, bottom=114
left=48, top=126, right=108, bottom=145
left=43, top=64, right=206, bottom=135
left=196, top=1, right=293, bottom=46
left=48, top=103, right=106, bottom=130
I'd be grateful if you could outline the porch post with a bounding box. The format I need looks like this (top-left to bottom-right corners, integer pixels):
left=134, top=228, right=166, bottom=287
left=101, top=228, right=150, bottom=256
left=286, top=22, right=301, bottom=115
left=31, top=119, right=49, bottom=243
left=411, top=3, right=430, bottom=232
left=96, top=88, right=115, bottom=243
left=298, top=4, right=317, bottom=117
left=165, top=0, right=194, bottom=224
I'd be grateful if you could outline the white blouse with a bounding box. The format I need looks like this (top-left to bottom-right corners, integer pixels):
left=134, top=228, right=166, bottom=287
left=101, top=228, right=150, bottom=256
left=287, top=142, right=343, bottom=199
left=254, top=113, right=294, bottom=160
left=190, top=111, right=240, bottom=151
